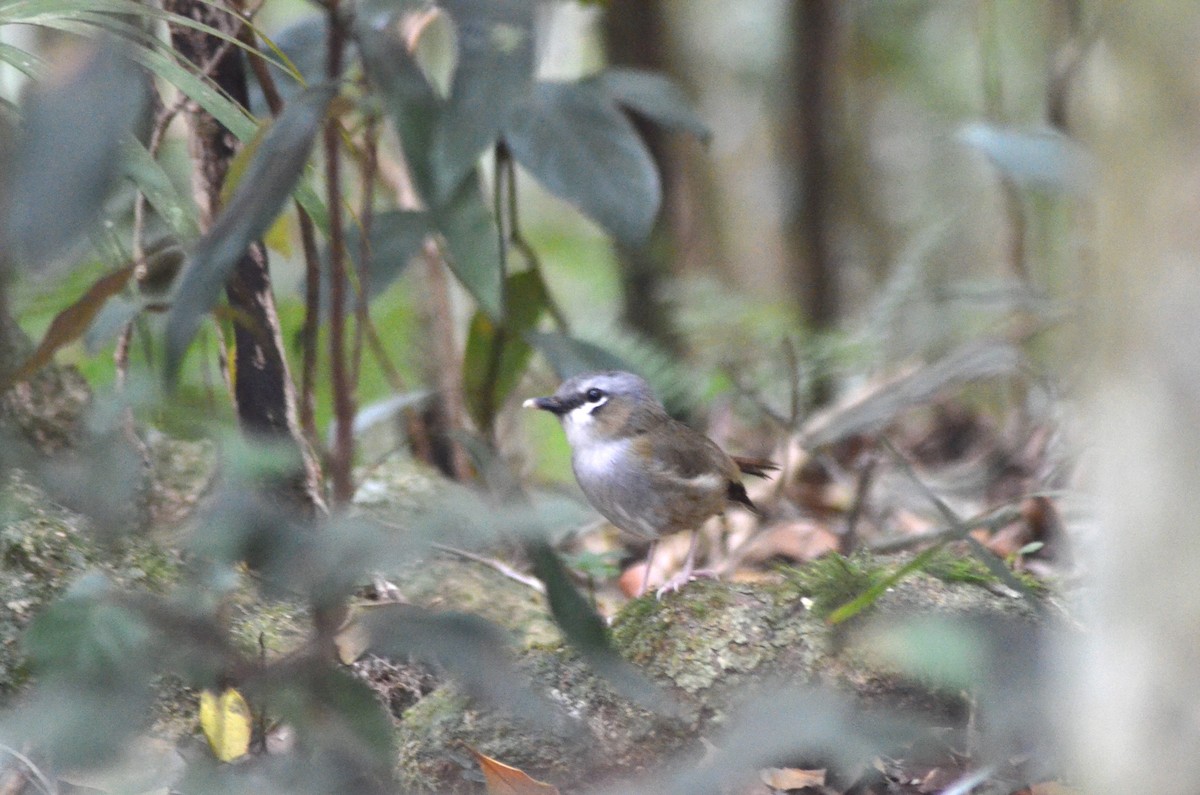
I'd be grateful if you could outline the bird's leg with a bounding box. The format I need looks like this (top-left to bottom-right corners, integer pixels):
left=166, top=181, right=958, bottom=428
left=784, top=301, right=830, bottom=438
left=639, top=539, right=658, bottom=598
left=656, top=530, right=709, bottom=598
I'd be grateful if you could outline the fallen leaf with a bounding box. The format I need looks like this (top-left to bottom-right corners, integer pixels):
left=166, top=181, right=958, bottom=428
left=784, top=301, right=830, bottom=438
left=760, top=765, right=826, bottom=790
left=467, top=745, right=559, bottom=795
left=199, top=688, right=252, bottom=762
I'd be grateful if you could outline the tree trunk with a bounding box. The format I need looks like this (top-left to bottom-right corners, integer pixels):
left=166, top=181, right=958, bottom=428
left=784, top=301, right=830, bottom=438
left=784, top=1, right=840, bottom=336
left=165, top=0, right=326, bottom=516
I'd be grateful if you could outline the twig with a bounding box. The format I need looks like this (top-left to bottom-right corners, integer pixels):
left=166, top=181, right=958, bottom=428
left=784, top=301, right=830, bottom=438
left=879, top=437, right=1040, bottom=606
left=0, top=743, right=56, bottom=795
left=842, top=450, right=877, bottom=554
left=432, top=543, right=546, bottom=595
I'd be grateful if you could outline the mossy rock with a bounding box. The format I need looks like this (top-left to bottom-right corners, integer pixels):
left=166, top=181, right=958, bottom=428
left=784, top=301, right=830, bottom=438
left=391, top=568, right=1045, bottom=792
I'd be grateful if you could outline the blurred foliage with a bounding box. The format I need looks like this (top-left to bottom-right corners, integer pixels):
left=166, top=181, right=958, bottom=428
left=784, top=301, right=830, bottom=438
left=0, top=0, right=1096, bottom=791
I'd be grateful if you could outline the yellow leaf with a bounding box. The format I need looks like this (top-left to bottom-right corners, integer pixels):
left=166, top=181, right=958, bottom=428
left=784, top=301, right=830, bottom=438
left=199, top=688, right=252, bottom=762
left=467, top=745, right=559, bottom=795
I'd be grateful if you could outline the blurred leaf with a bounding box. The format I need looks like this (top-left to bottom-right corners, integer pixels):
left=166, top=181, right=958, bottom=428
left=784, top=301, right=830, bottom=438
left=199, top=688, right=252, bottom=762
left=594, top=68, right=711, bottom=142
left=463, top=270, right=547, bottom=429
left=4, top=42, right=149, bottom=269
left=958, top=122, right=1093, bottom=195
left=267, top=665, right=395, bottom=781
left=526, top=541, right=608, bottom=654
left=527, top=541, right=674, bottom=713
left=358, top=604, right=558, bottom=728
left=410, top=6, right=457, bottom=98
left=165, top=83, right=336, bottom=385
left=315, top=210, right=429, bottom=316
left=354, top=0, right=442, bottom=198
left=468, top=745, right=560, bottom=795
left=85, top=295, right=144, bottom=354
left=434, top=175, right=504, bottom=318
left=24, top=575, right=150, bottom=681
left=432, top=0, right=535, bottom=200
left=247, top=13, right=328, bottom=114
left=525, top=331, right=632, bottom=378
left=503, top=80, right=660, bottom=247
left=122, top=138, right=200, bottom=239
left=1, top=264, right=135, bottom=389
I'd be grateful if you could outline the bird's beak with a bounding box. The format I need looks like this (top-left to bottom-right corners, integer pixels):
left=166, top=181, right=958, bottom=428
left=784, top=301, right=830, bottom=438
left=523, top=396, right=565, bottom=415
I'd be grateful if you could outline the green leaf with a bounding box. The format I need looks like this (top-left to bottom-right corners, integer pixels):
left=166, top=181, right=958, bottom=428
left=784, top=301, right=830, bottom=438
left=594, top=67, right=711, bottom=142
left=4, top=42, right=149, bottom=269
left=164, top=83, right=336, bottom=385
left=503, top=80, right=661, bottom=246
left=357, top=604, right=557, bottom=727
left=432, top=0, right=535, bottom=200
left=527, top=540, right=675, bottom=713
left=122, top=138, right=200, bottom=240
left=316, top=210, right=429, bottom=316
left=525, top=331, right=633, bottom=378
left=433, top=175, right=504, bottom=318
left=462, top=269, right=547, bottom=430
left=354, top=0, right=442, bottom=199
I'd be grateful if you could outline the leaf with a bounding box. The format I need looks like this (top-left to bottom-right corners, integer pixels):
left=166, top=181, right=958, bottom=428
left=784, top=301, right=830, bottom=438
left=121, top=138, right=200, bottom=239
left=594, top=67, right=711, bottom=142
left=503, top=81, right=661, bottom=246
left=433, top=175, right=504, bottom=319
left=1, top=265, right=135, bottom=389
left=958, top=122, right=1093, bottom=195
left=3, top=41, right=149, bottom=269
left=354, top=0, right=443, bottom=199
left=467, top=745, right=560, bottom=795
left=315, top=210, right=429, bottom=316
left=198, top=688, right=252, bottom=762
left=462, top=270, right=547, bottom=429
left=357, top=604, right=557, bottom=728
left=432, top=0, right=535, bottom=200
left=84, top=296, right=144, bottom=354
left=164, top=83, right=337, bottom=385
left=525, top=331, right=633, bottom=378
left=527, top=540, right=675, bottom=714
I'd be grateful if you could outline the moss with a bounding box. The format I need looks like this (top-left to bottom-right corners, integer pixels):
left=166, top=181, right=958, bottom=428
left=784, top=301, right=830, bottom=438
left=922, top=547, right=1046, bottom=595
left=783, top=553, right=891, bottom=619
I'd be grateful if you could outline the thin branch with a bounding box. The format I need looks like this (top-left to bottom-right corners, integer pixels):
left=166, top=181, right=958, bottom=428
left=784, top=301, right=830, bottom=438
left=324, top=1, right=354, bottom=504
left=432, top=543, right=546, bottom=595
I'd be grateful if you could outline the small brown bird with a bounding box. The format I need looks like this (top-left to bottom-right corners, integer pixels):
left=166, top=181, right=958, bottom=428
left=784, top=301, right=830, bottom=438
left=524, top=370, right=775, bottom=597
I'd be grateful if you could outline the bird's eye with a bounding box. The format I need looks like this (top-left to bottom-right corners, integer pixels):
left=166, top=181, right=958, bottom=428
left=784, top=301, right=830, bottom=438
left=585, top=387, right=604, bottom=402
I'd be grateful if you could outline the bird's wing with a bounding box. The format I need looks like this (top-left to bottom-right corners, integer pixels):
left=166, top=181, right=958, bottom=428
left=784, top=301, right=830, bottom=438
left=634, top=419, right=742, bottom=495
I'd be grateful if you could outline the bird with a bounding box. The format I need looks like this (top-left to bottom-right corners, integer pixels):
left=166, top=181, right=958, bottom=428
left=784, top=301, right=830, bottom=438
left=523, top=370, right=775, bottom=597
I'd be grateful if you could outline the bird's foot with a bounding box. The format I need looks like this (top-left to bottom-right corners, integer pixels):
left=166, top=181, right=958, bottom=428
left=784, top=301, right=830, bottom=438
left=654, top=568, right=719, bottom=599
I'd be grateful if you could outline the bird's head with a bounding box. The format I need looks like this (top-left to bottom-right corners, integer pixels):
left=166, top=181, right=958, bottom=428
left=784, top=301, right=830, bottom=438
left=523, top=370, right=664, bottom=446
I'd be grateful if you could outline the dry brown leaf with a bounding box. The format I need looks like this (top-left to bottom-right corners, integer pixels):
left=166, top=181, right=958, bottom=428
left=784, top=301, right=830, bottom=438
left=740, top=520, right=839, bottom=565
left=1, top=264, right=134, bottom=390
left=467, top=745, right=559, bottom=795
left=760, top=765, right=826, bottom=790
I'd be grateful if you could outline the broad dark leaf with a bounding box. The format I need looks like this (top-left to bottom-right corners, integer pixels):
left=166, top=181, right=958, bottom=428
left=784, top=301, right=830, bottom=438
left=358, top=604, right=559, bottom=728
left=527, top=541, right=675, bottom=714
left=267, top=665, right=396, bottom=782
left=4, top=42, right=149, bottom=269
left=164, top=83, right=336, bottom=385
left=433, top=175, right=504, bottom=318
left=462, top=269, right=547, bottom=429
left=247, top=13, right=330, bottom=115
left=354, top=0, right=442, bottom=199
left=525, top=331, right=633, bottom=378
left=314, top=210, right=429, bottom=316
left=432, top=0, right=535, bottom=200
left=594, top=67, right=711, bottom=142
left=503, top=81, right=661, bottom=247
